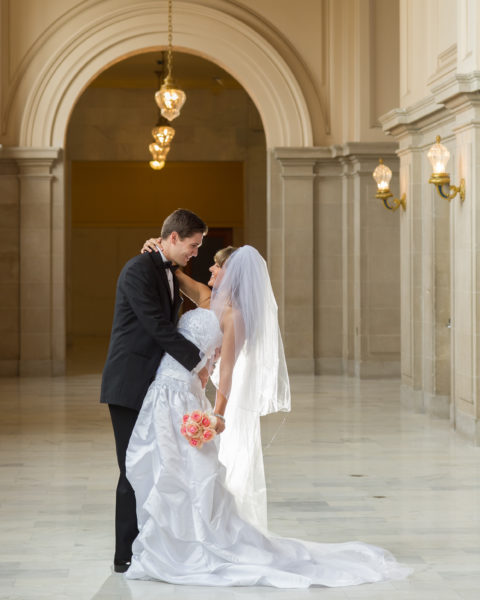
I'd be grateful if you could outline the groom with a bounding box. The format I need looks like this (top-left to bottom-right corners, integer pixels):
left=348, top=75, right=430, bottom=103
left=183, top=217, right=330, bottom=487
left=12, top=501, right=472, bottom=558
left=100, top=208, right=209, bottom=573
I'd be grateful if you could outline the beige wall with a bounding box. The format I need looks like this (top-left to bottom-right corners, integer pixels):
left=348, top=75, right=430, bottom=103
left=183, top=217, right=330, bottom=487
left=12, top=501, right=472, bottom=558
left=399, top=0, right=457, bottom=109
left=382, top=0, right=480, bottom=442
left=237, top=0, right=400, bottom=144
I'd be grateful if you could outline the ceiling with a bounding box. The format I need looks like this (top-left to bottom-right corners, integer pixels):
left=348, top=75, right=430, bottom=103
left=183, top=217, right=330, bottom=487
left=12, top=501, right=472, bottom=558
left=91, top=51, right=242, bottom=91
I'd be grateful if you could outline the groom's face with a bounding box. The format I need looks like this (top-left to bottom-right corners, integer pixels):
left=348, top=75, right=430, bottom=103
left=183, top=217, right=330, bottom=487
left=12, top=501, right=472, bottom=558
left=170, top=232, right=204, bottom=267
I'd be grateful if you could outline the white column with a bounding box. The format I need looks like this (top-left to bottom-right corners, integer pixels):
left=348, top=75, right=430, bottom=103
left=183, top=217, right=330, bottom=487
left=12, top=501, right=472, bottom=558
left=0, top=157, right=19, bottom=375
left=396, top=137, right=424, bottom=409
left=2, top=147, right=63, bottom=376
left=342, top=143, right=401, bottom=378
left=449, top=95, right=480, bottom=441
left=272, top=149, right=316, bottom=374
left=341, top=156, right=355, bottom=374
left=315, top=156, right=344, bottom=374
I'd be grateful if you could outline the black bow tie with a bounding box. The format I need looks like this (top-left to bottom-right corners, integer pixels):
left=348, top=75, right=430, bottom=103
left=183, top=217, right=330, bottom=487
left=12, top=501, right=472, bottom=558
left=163, top=260, right=179, bottom=273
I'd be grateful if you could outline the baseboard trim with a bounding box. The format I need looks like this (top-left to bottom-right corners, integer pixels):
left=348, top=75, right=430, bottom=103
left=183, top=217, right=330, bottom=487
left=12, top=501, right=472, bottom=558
left=19, top=359, right=53, bottom=377
left=353, top=360, right=401, bottom=379
left=315, top=358, right=343, bottom=375
left=400, top=385, right=451, bottom=419
left=423, top=392, right=450, bottom=419
left=0, top=360, right=19, bottom=377
left=286, top=358, right=315, bottom=374
left=454, top=407, right=480, bottom=445
left=400, top=385, right=424, bottom=412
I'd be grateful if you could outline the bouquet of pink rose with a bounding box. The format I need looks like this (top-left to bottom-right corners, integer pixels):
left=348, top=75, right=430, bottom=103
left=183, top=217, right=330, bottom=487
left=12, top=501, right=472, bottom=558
left=180, top=410, right=217, bottom=448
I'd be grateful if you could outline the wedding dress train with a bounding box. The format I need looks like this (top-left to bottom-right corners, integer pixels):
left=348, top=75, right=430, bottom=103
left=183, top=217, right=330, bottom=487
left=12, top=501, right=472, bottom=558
left=125, top=308, right=410, bottom=588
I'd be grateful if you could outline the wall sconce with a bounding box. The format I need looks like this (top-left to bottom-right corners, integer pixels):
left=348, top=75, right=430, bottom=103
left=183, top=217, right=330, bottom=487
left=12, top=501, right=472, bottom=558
left=427, top=136, right=465, bottom=201
left=372, top=158, right=406, bottom=211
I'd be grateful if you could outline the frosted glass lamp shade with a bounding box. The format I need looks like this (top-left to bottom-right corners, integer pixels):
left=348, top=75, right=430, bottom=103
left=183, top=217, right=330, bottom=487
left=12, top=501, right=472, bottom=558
left=372, top=159, right=392, bottom=192
left=152, top=124, right=175, bottom=145
left=155, top=85, right=186, bottom=121
left=149, top=160, right=166, bottom=170
left=149, top=143, right=171, bottom=162
left=427, top=136, right=450, bottom=175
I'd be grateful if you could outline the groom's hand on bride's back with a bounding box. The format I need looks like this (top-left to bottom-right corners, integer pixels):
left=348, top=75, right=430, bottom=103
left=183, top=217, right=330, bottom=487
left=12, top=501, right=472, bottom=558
left=141, top=238, right=161, bottom=253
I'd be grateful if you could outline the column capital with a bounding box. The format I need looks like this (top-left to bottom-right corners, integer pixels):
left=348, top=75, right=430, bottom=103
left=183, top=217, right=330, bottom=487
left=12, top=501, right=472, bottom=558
left=334, top=142, right=399, bottom=175
left=273, top=149, right=319, bottom=178
left=0, top=146, right=61, bottom=176
left=338, top=141, right=398, bottom=159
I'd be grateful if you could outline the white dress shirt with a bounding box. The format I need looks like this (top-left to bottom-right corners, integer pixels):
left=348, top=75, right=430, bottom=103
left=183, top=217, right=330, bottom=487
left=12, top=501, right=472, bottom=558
left=155, top=245, right=206, bottom=374
left=156, top=246, right=174, bottom=302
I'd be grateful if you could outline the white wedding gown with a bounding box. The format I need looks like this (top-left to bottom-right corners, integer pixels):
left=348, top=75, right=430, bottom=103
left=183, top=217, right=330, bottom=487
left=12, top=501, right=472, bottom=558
left=125, top=308, right=410, bottom=588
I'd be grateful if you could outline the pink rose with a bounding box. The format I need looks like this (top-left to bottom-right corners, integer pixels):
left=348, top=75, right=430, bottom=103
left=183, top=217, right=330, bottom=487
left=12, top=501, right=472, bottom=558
left=191, top=411, right=202, bottom=423
left=201, top=416, right=211, bottom=427
left=203, top=429, right=214, bottom=441
left=189, top=438, right=201, bottom=447
left=188, top=424, right=199, bottom=435
left=183, top=414, right=189, bottom=423
left=180, top=424, right=186, bottom=435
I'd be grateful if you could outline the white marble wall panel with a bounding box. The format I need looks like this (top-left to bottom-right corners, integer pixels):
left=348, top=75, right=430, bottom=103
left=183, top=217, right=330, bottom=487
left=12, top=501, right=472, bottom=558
left=451, top=98, right=480, bottom=442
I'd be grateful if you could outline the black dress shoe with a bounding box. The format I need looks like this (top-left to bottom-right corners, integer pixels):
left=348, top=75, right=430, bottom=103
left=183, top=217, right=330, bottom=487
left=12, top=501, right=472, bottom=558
left=113, top=559, right=131, bottom=573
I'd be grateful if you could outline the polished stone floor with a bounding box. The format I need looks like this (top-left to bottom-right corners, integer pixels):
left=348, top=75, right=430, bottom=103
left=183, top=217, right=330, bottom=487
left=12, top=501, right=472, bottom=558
left=1, top=372, right=480, bottom=600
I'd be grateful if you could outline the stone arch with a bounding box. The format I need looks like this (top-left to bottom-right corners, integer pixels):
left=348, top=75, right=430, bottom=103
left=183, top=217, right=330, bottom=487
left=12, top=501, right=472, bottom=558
left=7, top=1, right=317, bottom=376
left=19, top=1, right=313, bottom=148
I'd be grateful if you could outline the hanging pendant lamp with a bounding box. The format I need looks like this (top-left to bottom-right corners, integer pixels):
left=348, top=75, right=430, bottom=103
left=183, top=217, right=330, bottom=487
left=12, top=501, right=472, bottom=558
left=155, top=0, right=186, bottom=122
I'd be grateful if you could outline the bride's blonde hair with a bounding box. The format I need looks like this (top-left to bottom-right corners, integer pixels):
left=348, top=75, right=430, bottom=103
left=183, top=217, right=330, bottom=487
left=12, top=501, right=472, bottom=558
left=214, top=245, right=237, bottom=267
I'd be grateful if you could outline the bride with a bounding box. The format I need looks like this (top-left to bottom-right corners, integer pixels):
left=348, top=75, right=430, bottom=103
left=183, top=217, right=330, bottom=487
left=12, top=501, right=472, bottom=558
left=124, top=242, right=410, bottom=588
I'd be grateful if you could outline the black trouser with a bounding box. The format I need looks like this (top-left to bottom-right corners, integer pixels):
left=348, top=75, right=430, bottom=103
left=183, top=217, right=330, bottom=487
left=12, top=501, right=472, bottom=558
left=108, top=404, right=139, bottom=563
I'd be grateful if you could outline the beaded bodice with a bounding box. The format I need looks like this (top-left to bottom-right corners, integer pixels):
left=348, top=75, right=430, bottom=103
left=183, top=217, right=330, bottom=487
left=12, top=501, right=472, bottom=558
left=155, top=308, right=222, bottom=387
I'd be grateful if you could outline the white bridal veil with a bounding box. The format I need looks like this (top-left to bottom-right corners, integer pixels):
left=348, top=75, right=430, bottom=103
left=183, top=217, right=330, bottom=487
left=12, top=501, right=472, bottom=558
left=210, top=245, right=291, bottom=530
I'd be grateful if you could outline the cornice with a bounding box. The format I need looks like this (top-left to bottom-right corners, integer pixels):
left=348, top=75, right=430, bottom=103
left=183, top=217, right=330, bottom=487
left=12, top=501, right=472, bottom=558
left=0, top=146, right=60, bottom=160
left=338, top=142, right=397, bottom=159
left=273, top=147, right=332, bottom=162
left=0, top=146, right=61, bottom=175
left=380, top=96, right=444, bottom=133
left=381, top=72, right=480, bottom=139
left=431, top=71, right=480, bottom=106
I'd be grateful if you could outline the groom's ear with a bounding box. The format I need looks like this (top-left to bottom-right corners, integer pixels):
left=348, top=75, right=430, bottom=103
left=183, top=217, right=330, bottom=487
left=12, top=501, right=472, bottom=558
left=170, top=231, right=179, bottom=244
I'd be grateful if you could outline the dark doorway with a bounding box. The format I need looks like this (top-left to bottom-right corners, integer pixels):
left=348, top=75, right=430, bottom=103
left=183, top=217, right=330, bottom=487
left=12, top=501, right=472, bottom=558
left=182, top=227, right=234, bottom=311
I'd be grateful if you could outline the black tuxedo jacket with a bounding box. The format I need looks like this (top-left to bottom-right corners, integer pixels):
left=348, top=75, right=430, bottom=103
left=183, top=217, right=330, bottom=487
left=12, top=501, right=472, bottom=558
left=100, top=251, right=201, bottom=411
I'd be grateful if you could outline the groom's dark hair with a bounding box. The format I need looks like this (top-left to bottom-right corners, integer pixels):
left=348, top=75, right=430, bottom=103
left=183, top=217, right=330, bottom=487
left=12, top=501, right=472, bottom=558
left=161, top=209, right=208, bottom=239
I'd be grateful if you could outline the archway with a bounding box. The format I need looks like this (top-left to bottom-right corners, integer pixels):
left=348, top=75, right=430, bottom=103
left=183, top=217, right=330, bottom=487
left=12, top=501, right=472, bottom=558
left=9, top=1, right=314, bottom=375
left=19, top=1, right=313, bottom=147
left=66, top=50, right=266, bottom=373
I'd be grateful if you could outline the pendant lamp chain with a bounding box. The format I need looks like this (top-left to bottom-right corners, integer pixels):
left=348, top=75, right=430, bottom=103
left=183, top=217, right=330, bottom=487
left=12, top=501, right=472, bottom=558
left=155, top=0, right=186, bottom=121
left=166, top=0, right=173, bottom=82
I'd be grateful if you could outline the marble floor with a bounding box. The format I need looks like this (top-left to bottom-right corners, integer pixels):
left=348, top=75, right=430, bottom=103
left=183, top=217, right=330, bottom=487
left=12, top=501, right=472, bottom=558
left=1, top=372, right=480, bottom=600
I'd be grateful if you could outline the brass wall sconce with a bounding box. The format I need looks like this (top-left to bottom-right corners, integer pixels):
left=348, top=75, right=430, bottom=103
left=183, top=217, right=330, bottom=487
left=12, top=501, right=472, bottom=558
left=372, top=158, right=406, bottom=211
left=427, top=136, right=465, bottom=202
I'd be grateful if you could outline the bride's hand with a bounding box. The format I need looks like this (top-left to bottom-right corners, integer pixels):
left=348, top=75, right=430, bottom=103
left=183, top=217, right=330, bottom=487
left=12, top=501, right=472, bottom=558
left=214, top=417, right=225, bottom=435
left=141, top=237, right=161, bottom=254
